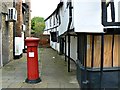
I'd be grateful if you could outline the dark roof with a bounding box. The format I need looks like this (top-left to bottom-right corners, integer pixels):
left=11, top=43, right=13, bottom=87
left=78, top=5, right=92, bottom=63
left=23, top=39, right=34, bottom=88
left=44, top=2, right=63, bottom=21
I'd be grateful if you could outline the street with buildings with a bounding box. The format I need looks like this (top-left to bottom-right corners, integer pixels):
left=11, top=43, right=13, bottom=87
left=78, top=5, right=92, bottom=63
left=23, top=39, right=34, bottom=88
left=0, top=0, right=120, bottom=89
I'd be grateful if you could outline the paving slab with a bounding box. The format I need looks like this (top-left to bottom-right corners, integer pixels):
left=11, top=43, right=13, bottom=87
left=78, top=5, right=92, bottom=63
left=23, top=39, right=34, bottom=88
left=1, top=48, right=79, bottom=89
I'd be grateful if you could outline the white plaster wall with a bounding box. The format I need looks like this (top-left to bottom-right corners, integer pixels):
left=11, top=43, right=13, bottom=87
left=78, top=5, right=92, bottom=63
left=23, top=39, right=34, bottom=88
left=46, top=0, right=120, bottom=35
left=59, top=0, right=69, bottom=35
left=45, top=0, right=120, bottom=63
left=50, top=41, right=55, bottom=50
left=114, top=0, right=120, bottom=22
left=44, top=21, right=48, bottom=30
left=21, top=32, right=24, bottom=50
left=73, top=0, right=103, bottom=33
left=43, top=30, right=50, bottom=35
left=44, top=19, right=52, bottom=35
left=65, top=36, right=77, bottom=61
left=57, top=43, right=60, bottom=52
left=118, top=1, right=120, bottom=23
left=50, top=41, right=59, bottom=51
left=70, top=36, right=77, bottom=61
left=107, top=0, right=120, bottom=23
left=45, top=19, right=50, bottom=30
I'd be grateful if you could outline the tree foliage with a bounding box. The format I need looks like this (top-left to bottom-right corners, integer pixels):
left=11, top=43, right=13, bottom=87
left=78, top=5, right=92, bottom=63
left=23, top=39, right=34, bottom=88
left=31, top=17, right=45, bottom=36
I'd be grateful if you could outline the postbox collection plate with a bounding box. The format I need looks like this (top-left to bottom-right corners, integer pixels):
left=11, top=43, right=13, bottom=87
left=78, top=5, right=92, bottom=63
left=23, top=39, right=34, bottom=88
left=29, top=52, right=34, bottom=57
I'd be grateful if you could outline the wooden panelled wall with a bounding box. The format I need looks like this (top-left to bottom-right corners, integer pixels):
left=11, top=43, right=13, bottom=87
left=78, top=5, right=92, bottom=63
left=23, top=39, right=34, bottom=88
left=86, top=35, right=120, bottom=68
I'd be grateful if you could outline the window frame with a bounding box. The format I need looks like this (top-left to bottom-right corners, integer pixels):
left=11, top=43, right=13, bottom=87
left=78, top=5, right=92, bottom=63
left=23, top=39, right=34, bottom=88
left=102, top=0, right=120, bottom=26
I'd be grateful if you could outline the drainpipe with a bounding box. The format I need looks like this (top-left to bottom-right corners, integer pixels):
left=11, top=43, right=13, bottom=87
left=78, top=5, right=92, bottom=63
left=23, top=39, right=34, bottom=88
left=68, top=34, right=70, bottom=72
left=67, top=0, right=73, bottom=72
left=67, top=0, right=72, bottom=31
left=65, top=35, right=67, bottom=62
left=13, top=0, right=16, bottom=59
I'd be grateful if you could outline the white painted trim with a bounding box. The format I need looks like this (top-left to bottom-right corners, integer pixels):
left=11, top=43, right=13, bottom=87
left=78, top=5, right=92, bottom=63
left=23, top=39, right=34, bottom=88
left=0, top=29, right=3, bottom=67
left=0, top=14, right=3, bottom=67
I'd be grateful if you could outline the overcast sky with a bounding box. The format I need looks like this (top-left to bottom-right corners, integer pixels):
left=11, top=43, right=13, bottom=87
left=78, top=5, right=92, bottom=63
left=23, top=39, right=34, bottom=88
left=31, top=0, right=60, bottom=19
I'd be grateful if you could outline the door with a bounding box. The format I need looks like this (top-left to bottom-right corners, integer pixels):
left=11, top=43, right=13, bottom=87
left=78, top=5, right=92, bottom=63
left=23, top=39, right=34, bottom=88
left=59, top=37, right=64, bottom=55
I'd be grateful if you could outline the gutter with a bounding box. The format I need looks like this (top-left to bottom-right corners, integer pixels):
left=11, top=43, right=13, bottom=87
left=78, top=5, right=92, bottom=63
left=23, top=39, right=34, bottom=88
left=67, top=0, right=73, bottom=72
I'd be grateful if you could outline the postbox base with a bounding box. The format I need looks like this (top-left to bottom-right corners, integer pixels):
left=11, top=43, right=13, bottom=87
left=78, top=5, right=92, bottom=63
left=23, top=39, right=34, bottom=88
left=25, top=78, right=41, bottom=84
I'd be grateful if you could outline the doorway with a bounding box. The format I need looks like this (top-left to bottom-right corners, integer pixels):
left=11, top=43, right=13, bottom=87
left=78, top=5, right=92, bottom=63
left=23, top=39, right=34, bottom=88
left=59, top=37, right=64, bottom=55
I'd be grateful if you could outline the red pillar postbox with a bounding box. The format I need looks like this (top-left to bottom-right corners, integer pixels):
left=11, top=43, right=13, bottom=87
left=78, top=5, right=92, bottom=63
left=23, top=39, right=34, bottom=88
left=25, top=37, right=41, bottom=83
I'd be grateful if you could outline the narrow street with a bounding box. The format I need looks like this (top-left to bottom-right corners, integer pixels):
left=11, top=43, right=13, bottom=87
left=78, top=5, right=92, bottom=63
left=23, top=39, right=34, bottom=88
left=1, top=48, right=79, bottom=88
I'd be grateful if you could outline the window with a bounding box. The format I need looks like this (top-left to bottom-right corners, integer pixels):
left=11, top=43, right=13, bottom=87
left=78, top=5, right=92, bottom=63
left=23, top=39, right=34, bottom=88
left=102, top=0, right=120, bottom=26
left=50, top=18, right=52, bottom=27
left=50, top=32, right=57, bottom=42
left=53, top=17, right=55, bottom=25
left=56, top=14, right=59, bottom=24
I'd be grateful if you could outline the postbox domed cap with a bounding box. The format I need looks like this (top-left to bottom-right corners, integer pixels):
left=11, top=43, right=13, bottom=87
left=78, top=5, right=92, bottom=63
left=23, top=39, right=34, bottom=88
left=25, top=37, right=40, bottom=41
left=25, top=37, right=40, bottom=46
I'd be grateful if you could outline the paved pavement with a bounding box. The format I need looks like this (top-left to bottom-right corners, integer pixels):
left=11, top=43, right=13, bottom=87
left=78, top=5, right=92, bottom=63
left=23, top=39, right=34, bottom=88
left=1, top=48, right=79, bottom=89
